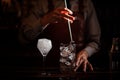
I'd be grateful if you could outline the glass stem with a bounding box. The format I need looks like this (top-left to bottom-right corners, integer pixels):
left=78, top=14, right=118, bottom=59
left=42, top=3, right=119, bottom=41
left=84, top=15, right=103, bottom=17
left=43, top=56, right=46, bottom=72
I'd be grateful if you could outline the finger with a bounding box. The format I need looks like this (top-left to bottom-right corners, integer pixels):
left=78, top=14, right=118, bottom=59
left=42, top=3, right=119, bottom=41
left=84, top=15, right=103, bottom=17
left=74, top=58, right=84, bottom=71
left=64, top=8, right=73, bottom=14
left=83, top=60, right=87, bottom=72
left=76, top=56, right=82, bottom=66
left=74, top=65, right=79, bottom=71
left=62, top=14, right=75, bottom=20
left=88, top=62, right=94, bottom=71
left=59, top=8, right=73, bottom=15
left=59, top=10, right=75, bottom=21
left=54, top=8, right=75, bottom=22
left=63, top=17, right=73, bottom=23
left=56, top=14, right=75, bottom=23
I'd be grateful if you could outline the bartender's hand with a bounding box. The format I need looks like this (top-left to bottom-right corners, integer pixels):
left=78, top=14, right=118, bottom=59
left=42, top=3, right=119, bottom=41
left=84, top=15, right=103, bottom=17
left=41, top=8, right=75, bottom=26
left=74, top=50, right=93, bottom=72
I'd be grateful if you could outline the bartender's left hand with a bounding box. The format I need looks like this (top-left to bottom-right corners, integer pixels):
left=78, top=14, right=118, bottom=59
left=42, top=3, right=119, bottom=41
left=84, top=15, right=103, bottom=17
left=74, top=50, right=93, bottom=72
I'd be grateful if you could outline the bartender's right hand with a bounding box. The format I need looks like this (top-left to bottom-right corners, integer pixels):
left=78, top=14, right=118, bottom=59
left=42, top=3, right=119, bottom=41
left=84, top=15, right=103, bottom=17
left=41, top=8, right=75, bottom=26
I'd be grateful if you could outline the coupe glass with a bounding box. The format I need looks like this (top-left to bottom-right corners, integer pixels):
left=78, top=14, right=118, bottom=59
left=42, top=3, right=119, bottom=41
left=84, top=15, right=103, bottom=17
left=37, top=38, right=52, bottom=75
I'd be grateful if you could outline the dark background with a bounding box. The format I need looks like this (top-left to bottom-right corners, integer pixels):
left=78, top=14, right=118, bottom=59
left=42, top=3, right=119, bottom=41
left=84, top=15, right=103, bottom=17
left=91, top=0, right=120, bottom=69
left=0, top=0, right=120, bottom=77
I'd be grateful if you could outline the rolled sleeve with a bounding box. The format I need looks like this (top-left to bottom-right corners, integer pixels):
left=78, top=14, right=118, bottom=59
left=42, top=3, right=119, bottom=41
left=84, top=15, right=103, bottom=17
left=84, top=0, right=101, bottom=57
left=84, top=46, right=97, bottom=57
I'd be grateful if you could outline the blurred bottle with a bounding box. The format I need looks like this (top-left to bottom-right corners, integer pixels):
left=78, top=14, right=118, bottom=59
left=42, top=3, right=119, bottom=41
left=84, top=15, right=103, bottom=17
left=109, top=37, right=120, bottom=71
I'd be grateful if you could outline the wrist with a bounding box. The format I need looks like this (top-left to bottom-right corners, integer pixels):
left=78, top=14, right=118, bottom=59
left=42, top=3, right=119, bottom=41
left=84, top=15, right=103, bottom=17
left=77, top=50, right=89, bottom=59
left=40, top=17, right=49, bottom=27
left=83, top=50, right=89, bottom=58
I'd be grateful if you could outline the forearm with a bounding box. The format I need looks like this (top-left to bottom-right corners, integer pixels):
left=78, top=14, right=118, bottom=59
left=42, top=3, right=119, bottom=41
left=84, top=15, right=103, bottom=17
left=18, top=12, right=46, bottom=44
left=84, top=41, right=100, bottom=57
left=84, top=0, right=101, bottom=57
